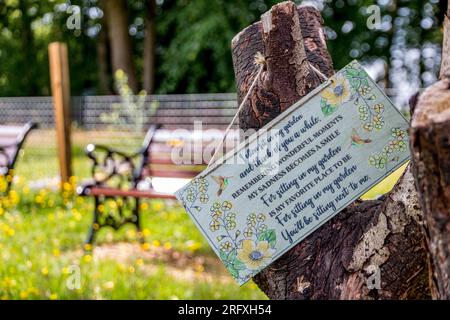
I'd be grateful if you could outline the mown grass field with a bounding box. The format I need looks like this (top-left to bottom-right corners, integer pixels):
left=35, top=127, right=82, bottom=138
left=0, top=130, right=407, bottom=300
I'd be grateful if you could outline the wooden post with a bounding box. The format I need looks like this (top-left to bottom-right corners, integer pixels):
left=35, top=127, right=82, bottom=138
left=49, top=42, right=72, bottom=185
left=232, top=2, right=430, bottom=299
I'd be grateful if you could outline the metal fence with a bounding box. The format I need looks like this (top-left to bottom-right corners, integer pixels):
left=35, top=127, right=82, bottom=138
left=0, top=92, right=406, bottom=181
left=0, top=93, right=238, bottom=129
left=0, top=91, right=406, bottom=129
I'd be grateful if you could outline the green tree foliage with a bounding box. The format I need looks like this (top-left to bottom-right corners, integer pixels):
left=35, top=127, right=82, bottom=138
left=154, top=0, right=278, bottom=93
left=0, top=0, right=446, bottom=96
left=321, top=0, right=443, bottom=88
left=0, top=0, right=101, bottom=96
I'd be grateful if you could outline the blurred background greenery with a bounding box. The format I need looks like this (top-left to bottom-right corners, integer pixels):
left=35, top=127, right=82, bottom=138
left=0, top=0, right=446, bottom=99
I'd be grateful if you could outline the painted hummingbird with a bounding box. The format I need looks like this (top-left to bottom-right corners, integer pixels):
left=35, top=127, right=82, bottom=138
left=351, top=128, right=372, bottom=146
left=212, top=176, right=232, bottom=196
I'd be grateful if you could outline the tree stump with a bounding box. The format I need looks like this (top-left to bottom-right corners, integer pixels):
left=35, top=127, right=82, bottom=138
left=410, top=4, right=450, bottom=299
left=231, top=1, right=431, bottom=299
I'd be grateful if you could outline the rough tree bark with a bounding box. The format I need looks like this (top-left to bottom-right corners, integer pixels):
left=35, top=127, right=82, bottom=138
left=410, top=2, right=450, bottom=299
left=143, top=0, right=157, bottom=94
left=232, top=1, right=431, bottom=299
left=100, top=0, right=138, bottom=92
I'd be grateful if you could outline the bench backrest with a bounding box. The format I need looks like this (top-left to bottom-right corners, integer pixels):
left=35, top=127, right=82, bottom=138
left=140, top=127, right=240, bottom=179
left=0, top=122, right=36, bottom=178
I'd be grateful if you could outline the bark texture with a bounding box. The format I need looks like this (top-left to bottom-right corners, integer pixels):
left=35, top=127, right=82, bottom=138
left=100, top=0, right=138, bottom=92
left=411, top=76, right=450, bottom=299
left=440, top=4, right=450, bottom=79
left=409, top=1, right=450, bottom=299
left=232, top=1, right=431, bottom=299
left=232, top=3, right=333, bottom=133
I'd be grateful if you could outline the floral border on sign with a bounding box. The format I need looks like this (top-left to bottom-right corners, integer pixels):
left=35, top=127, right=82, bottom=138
left=368, top=128, right=408, bottom=170
left=178, top=177, right=209, bottom=212
left=320, top=61, right=385, bottom=133
left=209, top=200, right=277, bottom=282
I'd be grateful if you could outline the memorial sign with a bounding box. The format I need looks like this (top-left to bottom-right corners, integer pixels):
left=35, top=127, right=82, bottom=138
left=175, top=61, right=410, bottom=285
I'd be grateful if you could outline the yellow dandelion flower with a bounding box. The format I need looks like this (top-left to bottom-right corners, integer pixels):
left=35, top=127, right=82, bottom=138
left=163, top=242, right=172, bottom=250
left=83, top=254, right=92, bottom=263
left=6, top=228, right=15, bottom=237
left=152, top=240, right=161, bottom=247
left=140, top=202, right=149, bottom=211
left=194, top=264, right=205, bottom=273
left=52, top=249, right=60, bottom=257
left=41, top=267, right=49, bottom=276
left=152, top=202, right=163, bottom=211
left=22, top=186, right=30, bottom=194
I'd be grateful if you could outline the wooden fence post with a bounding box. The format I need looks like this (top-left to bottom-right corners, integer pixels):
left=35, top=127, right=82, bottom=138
left=48, top=42, right=72, bottom=185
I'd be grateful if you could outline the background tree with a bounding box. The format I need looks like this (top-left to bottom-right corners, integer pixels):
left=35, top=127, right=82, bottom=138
left=100, top=0, right=138, bottom=92
left=143, top=0, right=156, bottom=94
left=0, top=0, right=446, bottom=100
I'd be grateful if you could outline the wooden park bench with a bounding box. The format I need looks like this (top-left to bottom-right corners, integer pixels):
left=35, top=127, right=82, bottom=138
left=77, top=117, right=239, bottom=245
left=0, top=122, right=37, bottom=196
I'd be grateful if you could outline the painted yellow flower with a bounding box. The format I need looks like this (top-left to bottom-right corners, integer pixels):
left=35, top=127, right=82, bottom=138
left=209, top=219, right=220, bottom=232
left=199, top=193, right=209, bottom=203
left=321, top=75, right=351, bottom=105
left=237, top=240, right=275, bottom=270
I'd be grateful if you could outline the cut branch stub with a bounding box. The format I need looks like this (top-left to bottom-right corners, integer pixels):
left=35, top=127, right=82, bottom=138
left=231, top=1, right=430, bottom=300
left=231, top=3, right=333, bottom=133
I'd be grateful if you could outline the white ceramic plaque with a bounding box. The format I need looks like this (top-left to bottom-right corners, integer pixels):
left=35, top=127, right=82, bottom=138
left=175, top=60, right=410, bottom=285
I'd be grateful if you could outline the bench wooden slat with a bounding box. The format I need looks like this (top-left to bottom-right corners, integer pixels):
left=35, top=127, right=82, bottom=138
left=149, top=157, right=207, bottom=165
left=0, top=146, right=17, bottom=168
left=156, top=124, right=238, bottom=130
left=143, top=166, right=203, bottom=179
left=0, top=126, right=26, bottom=135
left=88, top=187, right=176, bottom=199
left=152, top=129, right=239, bottom=140
left=80, top=126, right=238, bottom=191
left=0, top=122, right=36, bottom=193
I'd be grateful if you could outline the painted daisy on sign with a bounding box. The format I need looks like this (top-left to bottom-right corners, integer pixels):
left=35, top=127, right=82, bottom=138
left=320, top=74, right=351, bottom=116
left=237, top=240, right=275, bottom=270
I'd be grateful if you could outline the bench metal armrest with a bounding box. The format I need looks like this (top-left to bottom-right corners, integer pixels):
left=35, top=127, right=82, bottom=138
left=82, top=125, right=159, bottom=192
left=85, top=144, right=142, bottom=188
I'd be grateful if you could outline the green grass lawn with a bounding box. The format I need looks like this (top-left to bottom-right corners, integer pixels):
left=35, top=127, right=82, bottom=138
left=1, top=130, right=266, bottom=300
left=1, top=129, right=407, bottom=300
left=0, top=191, right=265, bottom=299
